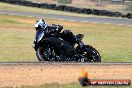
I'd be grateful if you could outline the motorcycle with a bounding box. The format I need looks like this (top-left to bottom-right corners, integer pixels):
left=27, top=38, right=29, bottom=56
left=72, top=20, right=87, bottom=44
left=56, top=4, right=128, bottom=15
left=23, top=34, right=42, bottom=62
left=33, top=27, right=101, bottom=62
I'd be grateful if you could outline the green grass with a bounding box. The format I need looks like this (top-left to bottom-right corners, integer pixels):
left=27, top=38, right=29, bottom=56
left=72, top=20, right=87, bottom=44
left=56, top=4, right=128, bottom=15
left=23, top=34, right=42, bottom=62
left=0, top=15, right=36, bottom=62
left=3, top=83, right=132, bottom=88
left=0, top=14, right=132, bottom=62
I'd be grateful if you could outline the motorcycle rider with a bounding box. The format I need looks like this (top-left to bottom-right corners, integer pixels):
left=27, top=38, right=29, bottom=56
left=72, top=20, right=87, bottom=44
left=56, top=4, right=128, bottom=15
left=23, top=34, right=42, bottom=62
left=33, top=18, right=63, bottom=48
left=61, top=30, right=84, bottom=48
left=33, top=18, right=84, bottom=49
left=35, top=19, right=63, bottom=32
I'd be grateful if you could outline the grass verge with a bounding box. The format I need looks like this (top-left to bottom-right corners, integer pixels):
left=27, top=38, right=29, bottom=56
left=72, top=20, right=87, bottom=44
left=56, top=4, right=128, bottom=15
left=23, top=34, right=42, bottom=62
left=0, top=2, right=128, bottom=19
left=0, top=14, right=132, bottom=62
left=0, top=2, right=95, bottom=18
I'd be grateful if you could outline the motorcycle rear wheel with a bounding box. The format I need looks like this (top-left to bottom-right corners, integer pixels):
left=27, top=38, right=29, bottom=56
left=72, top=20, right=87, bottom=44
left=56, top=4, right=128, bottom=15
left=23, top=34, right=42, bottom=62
left=83, top=45, right=101, bottom=62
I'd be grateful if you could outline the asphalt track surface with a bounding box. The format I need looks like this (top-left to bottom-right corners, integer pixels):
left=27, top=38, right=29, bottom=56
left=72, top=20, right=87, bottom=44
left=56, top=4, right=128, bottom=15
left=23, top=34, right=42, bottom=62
left=0, top=10, right=132, bottom=26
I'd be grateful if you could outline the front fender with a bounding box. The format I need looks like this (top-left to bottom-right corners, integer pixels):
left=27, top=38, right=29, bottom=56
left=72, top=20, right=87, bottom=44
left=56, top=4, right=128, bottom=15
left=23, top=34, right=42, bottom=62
left=36, top=30, right=44, bottom=44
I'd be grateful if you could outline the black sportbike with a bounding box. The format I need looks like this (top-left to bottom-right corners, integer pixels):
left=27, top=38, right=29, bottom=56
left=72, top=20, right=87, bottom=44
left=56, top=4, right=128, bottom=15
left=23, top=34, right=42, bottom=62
left=33, top=29, right=101, bottom=62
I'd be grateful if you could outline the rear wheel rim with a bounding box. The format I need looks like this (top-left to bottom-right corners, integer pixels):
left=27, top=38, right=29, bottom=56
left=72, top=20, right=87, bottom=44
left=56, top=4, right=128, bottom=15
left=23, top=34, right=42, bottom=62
left=84, top=49, right=101, bottom=62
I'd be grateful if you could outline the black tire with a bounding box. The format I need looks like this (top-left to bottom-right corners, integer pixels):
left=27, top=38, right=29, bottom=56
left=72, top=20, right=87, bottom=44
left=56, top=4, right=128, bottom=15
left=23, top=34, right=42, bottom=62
left=36, top=47, right=45, bottom=61
left=79, top=77, right=91, bottom=86
left=36, top=45, right=59, bottom=62
left=84, top=45, right=101, bottom=62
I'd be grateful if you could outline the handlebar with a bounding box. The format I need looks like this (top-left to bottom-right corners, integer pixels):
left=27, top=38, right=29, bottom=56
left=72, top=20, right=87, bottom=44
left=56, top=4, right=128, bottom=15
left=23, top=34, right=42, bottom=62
left=76, top=34, right=84, bottom=40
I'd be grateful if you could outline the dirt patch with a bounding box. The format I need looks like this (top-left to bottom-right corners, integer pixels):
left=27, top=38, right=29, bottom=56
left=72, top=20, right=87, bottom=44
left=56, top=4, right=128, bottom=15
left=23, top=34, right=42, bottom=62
left=0, top=24, right=34, bottom=32
left=0, top=14, right=35, bottom=24
left=0, top=64, right=131, bottom=87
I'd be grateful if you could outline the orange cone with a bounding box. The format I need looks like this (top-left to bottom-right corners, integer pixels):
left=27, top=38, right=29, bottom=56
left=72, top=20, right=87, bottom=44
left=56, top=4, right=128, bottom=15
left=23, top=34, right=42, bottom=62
left=81, top=67, right=88, bottom=78
left=79, top=67, right=91, bottom=86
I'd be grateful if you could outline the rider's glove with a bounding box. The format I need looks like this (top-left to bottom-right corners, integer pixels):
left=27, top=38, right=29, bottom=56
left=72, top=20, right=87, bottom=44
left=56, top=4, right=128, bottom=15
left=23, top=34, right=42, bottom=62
left=79, top=42, right=84, bottom=48
left=57, top=25, right=63, bottom=32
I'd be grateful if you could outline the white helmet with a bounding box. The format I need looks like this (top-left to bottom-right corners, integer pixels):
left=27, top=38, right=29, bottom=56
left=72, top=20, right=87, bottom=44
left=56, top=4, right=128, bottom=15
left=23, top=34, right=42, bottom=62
left=35, top=19, right=48, bottom=30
